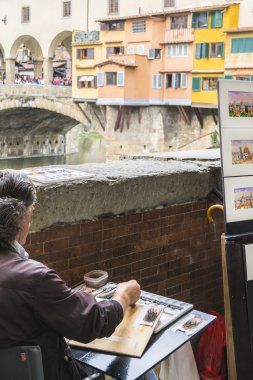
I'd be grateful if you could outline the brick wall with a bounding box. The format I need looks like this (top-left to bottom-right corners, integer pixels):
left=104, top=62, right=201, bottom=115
left=25, top=199, right=224, bottom=313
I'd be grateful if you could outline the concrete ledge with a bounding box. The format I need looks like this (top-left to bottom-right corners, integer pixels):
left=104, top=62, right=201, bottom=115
left=31, top=156, right=221, bottom=232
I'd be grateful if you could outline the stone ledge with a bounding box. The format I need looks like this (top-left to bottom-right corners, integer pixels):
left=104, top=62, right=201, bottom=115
left=31, top=156, right=222, bottom=232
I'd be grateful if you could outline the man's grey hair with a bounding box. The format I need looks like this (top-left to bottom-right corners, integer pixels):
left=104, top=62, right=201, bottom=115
left=0, top=169, right=37, bottom=206
left=0, top=197, right=27, bottom=246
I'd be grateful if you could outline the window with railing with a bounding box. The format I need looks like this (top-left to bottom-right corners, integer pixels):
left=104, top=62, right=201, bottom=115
left=76, top=48, right=94, bottom=60
left=106, top=46, right=124, bottom=58
left=192, top=12, right=208, bottom=29
left=77, top=76, right=97, bottom=88
left=63, top=1, right=71, bottom=17
left=170, top=15, right=188, bottom=29
left=21, top=7, right=30, bottom=23
left=108, top=0, right=119, bottom=15
left=210, top=42, right=224, bottom=58
left=167, top=44, right=188, bottom=57
left=165, top=73, right=187, bottom=88
left=202, top=77, right=218, bottom=90
left=100, top=21, right=124, bottom=31
left=164, top=0, right=175, bottom=7
left=132, top=21, right=146, bottom=33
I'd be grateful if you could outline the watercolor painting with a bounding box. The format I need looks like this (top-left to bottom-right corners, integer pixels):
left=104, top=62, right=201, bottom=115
left=231, top=140, right=253, bottom=165
left=228, top=91, right=253, bottom=117
left=234, top=187, right=253, bottom=210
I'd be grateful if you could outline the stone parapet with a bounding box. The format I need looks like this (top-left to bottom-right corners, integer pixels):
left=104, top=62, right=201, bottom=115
left=31, top=156, right=221, bottom=232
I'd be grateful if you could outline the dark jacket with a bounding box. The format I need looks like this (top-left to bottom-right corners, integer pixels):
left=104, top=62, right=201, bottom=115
left=0, top=247, right=123, bottom=380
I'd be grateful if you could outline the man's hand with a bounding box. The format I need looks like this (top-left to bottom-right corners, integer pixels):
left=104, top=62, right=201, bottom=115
left=112, top=280, right=141, bottom=315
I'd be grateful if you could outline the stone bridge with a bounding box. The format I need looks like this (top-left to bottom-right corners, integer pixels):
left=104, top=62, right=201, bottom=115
left=0, top=84, right=106, bottom=158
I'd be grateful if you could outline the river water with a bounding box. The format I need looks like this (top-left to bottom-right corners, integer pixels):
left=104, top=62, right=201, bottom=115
left=0, top=135, right=106, bottom=170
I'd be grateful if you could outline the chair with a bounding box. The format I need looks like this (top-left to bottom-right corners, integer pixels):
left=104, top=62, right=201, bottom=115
left=0, top=345, right=44, bottom=380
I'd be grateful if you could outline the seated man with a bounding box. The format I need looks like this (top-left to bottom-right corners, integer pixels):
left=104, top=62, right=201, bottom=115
left=0, top=169, right=141, bottom=380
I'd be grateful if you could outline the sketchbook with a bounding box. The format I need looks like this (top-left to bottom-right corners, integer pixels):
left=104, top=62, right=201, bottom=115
left=68, top=303, right=162, bottom=357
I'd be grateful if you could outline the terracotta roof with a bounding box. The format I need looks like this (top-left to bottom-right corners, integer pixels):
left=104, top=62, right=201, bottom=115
left=95, top=59, right=137, bottom=68
left=225, top=27, right=253, bottom=33
left=97, top=3, right=237, bottom=22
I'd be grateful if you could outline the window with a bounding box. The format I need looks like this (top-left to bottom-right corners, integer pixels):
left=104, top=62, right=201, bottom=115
left=192, top=12, right=208, bottom=29
left=211, top=11, right=223, bottom=28
left=210, top=42, right=224, bottom=58
left=235, top=76, right=250, bottom=81
left=152, top=74, right=162, bottom=88
left=202, top=77, right=218, bottom=91
left=231, top=38, right=253, bottom=53
left=106, top=72, right=117, bottom=85
left=63, top=1, right=71, bottom=17
left=76, top=48, right=94, bottom=60
left=106, top=46, right=124, bottom=58
left=108, top=0, right=119, bottom=15
left=100, top=21, right=124, bottom=31
left=132, top=21, right=146, bottom=33
left=21, top=6, right=30, bottom=23
left=127, top=46, right=135, bottom=54
left=165, top=73, right=187, bottom=88
left=171, top=15, right=187, bottom=29
left=192, top=77, right=201, bottom=91
left=77, top=76, right=97, bottom=88
left=164, top=0, right=175, bottom=7
left=167, top=44, right=188, bottom=57
left=148, top=49, right=161, bottom=59
left=135, top=45, right=144, bottom=55
left=195, top=43, right=209, bottom=59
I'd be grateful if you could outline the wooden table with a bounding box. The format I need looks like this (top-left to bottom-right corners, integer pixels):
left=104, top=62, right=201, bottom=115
left=71, top=310, right=215, bottom=380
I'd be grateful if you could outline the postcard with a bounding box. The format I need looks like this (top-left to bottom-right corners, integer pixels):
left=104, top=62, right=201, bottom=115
left=219, top=79, right=253, bottom=128
left=224, top=177, right=253, bottom=223
left=171, top=313, right=205, bottom=336
left=221, top=128, right=253, bottom=176
left=20, top=166, right=93, bottom=184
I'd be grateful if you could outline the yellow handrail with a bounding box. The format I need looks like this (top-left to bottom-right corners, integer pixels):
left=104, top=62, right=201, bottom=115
left=207, top=204, right=224, bottom=222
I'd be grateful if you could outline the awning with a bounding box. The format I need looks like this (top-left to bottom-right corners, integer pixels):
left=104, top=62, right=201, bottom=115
left=79, top=76, right=94, bottom=82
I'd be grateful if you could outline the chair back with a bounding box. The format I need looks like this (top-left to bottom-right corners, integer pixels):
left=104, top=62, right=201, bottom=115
left=0, top=345, right=44, bottom=380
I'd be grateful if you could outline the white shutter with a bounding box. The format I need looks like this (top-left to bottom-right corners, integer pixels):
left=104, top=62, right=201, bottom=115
left=152, top=74, right=157, bottom=88
left=167, top=46, right=172, bottom=57
left=172, top=73, right=176, bottom=88
left=127, top=45, right=135, bottom=54
left=97, top=72, right=104, bottom=86
left=148, top=48, right=155, bottom=59
left=137, top=45, right=145, bottom=55
left=181, top=73, right=187, bottom=88
left=183, top=44, right=188, bottom=56
left=158, top=75, right=162, bottom=88
left=117, top=71, right=125, bottom=86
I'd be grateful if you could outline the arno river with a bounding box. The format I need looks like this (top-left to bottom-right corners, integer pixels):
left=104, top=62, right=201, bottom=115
left=0, top=135, right=106, bottom=170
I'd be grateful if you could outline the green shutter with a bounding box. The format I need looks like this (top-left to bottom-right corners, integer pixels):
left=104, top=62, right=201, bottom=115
left=192, top=77, right=201, bottom=91
left=211, top=11, right=223, bottom=28
left=203, top=43, right=209, bottom=58
left=225, top=75, right=233, bottom=79
left=192, top=13, right=197, bottom=28
left=231, top=38, right=240, bottom=53
left=220, top=42, right=224, bottom=58
left=196, top=43, right=201, bottom=59
left=250, top=75, right=253, bottom=81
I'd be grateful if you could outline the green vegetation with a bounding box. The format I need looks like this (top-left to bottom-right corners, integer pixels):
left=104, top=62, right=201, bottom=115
left=210, top=130, right=220, bottom=147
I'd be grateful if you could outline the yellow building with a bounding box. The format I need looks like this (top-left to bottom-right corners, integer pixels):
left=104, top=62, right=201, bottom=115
left=224, top=27, right=253, bottom=80
left=191, top=3, right=239, bottom=108
left=72, top=24, right=126, bottom=102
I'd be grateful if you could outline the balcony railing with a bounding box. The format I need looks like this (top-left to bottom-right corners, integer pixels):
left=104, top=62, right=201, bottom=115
left=163, top=28, right=194, bottom=44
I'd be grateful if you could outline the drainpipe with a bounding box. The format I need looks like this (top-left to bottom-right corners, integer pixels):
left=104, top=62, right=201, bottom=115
left=87, top=0, right=89, bottom=31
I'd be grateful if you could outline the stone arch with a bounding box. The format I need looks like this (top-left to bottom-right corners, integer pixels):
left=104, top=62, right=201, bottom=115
left=9, top=35, right=43, bottom=61
left=48, top=31, right=72, bottom=58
